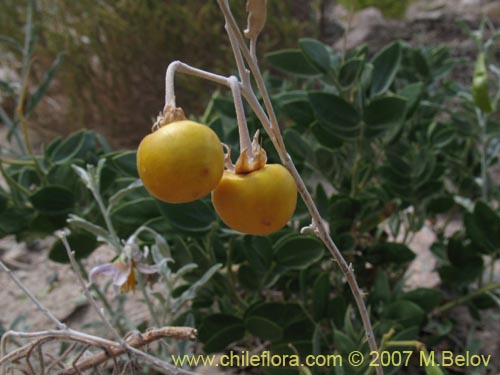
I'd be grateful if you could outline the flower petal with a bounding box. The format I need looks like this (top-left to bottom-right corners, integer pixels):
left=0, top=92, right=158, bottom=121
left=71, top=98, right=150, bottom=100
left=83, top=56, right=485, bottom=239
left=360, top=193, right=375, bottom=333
left=112, top=260, right=131, bottom=287
left=88, top=263, right=117, bottom=284
left=136, top=262, right=159, bottom=275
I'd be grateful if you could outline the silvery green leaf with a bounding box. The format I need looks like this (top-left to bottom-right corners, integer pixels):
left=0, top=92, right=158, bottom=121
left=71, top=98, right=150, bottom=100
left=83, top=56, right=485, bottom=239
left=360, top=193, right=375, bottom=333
left=152, top=247, right=173, bottom=268
left=454, top=196, right=474, bottom=213
left=94, top=158, right=107, bottom=191
left=108, top=179, right=143, bottom=212
left=171, top=263, right=198, bottom=285
left=67, top=214, right=112, bottom=244
left=71, top=165, right=92, bottom=189
left=173, top=264, right=221, bottom=311
left=152, top=231, right=171, bottom=259
left=152, top=291, right=166, bottom=305
left=486, top=291, right=500, bottom=307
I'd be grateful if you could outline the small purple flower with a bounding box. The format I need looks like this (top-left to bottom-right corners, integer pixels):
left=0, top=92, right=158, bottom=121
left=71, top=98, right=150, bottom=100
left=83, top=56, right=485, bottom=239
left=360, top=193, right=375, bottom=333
left=89, top=247, right=158, bottom=293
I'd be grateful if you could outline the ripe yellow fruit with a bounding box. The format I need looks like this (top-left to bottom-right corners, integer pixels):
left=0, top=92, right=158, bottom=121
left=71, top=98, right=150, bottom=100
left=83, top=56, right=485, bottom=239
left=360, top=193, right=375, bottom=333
left=137, top=120, right=224, bottom=204
left=212, top=164, right=297, bottom=235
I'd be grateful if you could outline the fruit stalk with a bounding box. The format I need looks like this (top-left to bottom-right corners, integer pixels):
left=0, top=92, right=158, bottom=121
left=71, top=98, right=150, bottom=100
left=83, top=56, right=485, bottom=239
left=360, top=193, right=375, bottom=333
left=228, top=76, right=253, bottom=157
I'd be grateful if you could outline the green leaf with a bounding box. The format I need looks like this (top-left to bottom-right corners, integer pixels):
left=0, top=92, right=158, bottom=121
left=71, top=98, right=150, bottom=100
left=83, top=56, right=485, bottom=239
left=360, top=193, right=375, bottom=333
left=299, top=38, right=331, bottom=74
left=238, top=264, right=261, bottom=290
left=339, top=58, right=364, bottom=88
left=0, top=208, right=34, bottom=236
left=382, top=300, right=425, bottom=328
left=399, top=82, right=423, bottom=117
left=0, top=80, right=15, bottom=95
left=465, top=201, right=500, bottom=254
left=438, top=262, right=483, bottom=287
left=334, top=329, right=357, bottom=355
left=274, top=234, right=325, bottom=270
left=212, top=96, right=236, bottom=118
left=109, top=151, right=139, bottom=178
left=67, top=214, right=113, bottom=245
left=49, top=231, right=98, bottom=263
left=156, top=199, right=216, bottom=233
left=308, top=92, right=361, bottom=141
left=246, top=302, right=306, bottom=332
left=371, top=41, right=402, bottom=96
left=372, top=271, right=391, bottom=304
left=27, top=52, right=64, bottom=115
left=279, top=99, right=315, bottom=127
left=0, top=35, right=22, bottom=52
left=472, top=53, right=492, bottom=113
left=284, top=128, right=311, bottom=161
left=47, top=161, right=89, bottom=195
left=363, top=96, right=407, bottom=138
left=401, top=288, right=442, bottom=313
left=411, top=49, right=431, bottom=80
left=198, top=314, right=245, bottom=353
left=49, top=130, right=96, bottom=164
left=244, top=236, right=273, bottom=273
left=311, top=122, right=343, bottom=149
left=367, top=243, right=416, bottom=264
left=29, top=185, right=75, bottom=215
left=108, top=179, right=143, bottom=211
left=446, top=237, right=481, bottom=266
left=246, top=316, right=284, bottom=341
left=0, top=192, right=8, bottom=213
left=111, top=197, right=160, bottom=236
left=266, top=49, right=320, bottom=77
left=313, top=272, right=330, bottom=320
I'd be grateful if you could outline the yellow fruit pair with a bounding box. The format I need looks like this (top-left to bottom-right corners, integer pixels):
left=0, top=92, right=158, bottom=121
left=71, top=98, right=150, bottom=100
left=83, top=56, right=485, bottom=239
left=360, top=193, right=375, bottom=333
left=137, top=120, right=297, bottom=235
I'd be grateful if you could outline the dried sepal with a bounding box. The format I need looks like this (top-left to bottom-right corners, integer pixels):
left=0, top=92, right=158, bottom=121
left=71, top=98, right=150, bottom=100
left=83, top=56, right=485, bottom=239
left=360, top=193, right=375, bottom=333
left=222, top=143, right=235, bottom=172
left=152, top=101, right=186, bottom=131
left=235, top=130, right=267, bottom=173
left=244, top=0, right=267, bottom=41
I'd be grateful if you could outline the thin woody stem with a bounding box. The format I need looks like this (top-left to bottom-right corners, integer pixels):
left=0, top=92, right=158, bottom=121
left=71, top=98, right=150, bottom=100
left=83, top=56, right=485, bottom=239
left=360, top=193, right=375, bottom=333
left=224, top=16, right=251, bottom=88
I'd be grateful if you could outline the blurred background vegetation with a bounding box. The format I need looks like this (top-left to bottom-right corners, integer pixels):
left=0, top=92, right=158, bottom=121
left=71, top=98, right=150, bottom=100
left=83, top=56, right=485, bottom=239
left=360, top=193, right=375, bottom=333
left=338, top=0, right=410, bottom=18
left=0, top=0, right=319, bottom=148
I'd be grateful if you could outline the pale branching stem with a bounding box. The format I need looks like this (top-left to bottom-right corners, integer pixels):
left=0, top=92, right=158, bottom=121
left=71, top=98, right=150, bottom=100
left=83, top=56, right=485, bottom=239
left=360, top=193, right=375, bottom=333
left=1, top=328, right=198, bottom=375
left=217, top=0, right=280, bottom=136
left=250, top=39, right=257, bottom=60
left=0, top=261, right=66, bottom=331
left=228, top=76, right=252, bottom=155
left=224, top=12, right=251, bottom=88
left=164, top=63, right=253, bottom=158
left=58, top=231, right=123, bottom=343
left=218, top=2, right=383, bottom=371
left=165, top=61, right=229, bottom=110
